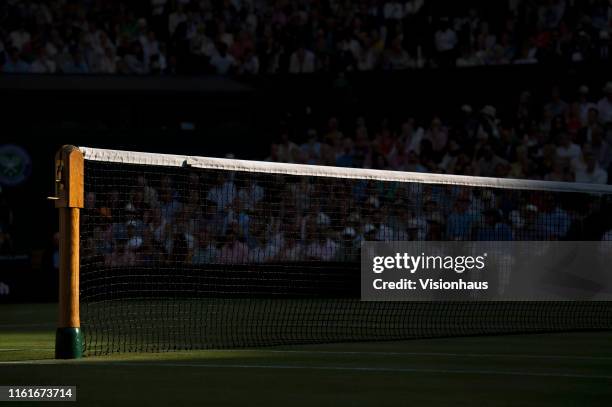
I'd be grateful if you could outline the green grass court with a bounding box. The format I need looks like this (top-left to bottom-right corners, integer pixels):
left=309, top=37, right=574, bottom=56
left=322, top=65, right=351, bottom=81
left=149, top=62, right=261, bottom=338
left=1, top=303, right=611, bottom=406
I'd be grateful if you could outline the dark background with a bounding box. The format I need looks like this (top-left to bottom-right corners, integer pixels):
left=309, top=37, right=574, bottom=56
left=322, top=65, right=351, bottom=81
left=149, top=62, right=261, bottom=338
left=1, top=61, right=611, bottom=301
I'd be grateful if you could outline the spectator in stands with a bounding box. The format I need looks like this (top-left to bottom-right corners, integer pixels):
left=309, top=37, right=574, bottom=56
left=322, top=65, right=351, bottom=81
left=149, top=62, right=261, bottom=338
left=546, top=86, right=568, bottom=117
left=475, top=209, right=513, bottom=241
left=577, top=85, right=596, bottom=125
left=556, top=132, right=582, bottom=162
left=8, top=25, right=30, bottom=52
left=301, top=129, right=322, bottom=165
left=305, top=232, right=338, bottom=261
left=30, top=48, right=56, bottom=73
left=589, top=126, right=612, bottom=170
left=210, top=42, right=236, bottom=75
left=477, top=145, right=508, bottom=177
left=239, top=49, right=260, bottom=75
left=61, top=50, right=89, bottom=74
left=357, top=34, right=381, bottom=71
left=477, top=105, right=500, bottom=140
left=289, top=46, right=316, bottom=74
left=276, top=126, right=300, bottom=163
left=545, top=159, right=572, bottom=182
left=168, top=4, right=187, bottom=37
left=2, top=48, right=29, bottom=73
left=424, top=117, right=448, bottom=158
left=384, top=36, right=415, bottom=70
left=206, top=174, right=236, bottom=212
left=510, top=204, right=539, bottom=240
left=404, top=150, right=427, bottom=173
left=218, top=222, right=249, bottom=264
left=123, top=42, right=148, bottom=74
left=597, top=82, right=612, bottom=124
left=537, top=194, right=571, bottom=240
left=202, top=201, right=226, bottom=237
left=513, top=44, right=538, bottom=64
left=574, top=150, right=609, bottom=184
left=278, top=227, right=304, bottom=261
left=446, top=193, right=479, bottom=240
left=434, top=19, right=458, bottom=67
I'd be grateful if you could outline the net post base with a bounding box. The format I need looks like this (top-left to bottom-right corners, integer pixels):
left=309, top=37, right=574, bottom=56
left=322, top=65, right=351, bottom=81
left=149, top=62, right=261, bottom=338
left=55, top=327, right=83, bottom=359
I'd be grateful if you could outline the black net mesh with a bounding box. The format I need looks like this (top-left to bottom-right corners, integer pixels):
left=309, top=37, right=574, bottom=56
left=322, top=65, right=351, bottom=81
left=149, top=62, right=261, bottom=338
left=80, top=158, right=612, bottom=355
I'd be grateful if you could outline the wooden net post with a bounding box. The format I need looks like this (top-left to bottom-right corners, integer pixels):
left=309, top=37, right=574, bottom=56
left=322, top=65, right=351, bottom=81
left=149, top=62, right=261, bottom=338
left=54, top=146, right=84, bottom=359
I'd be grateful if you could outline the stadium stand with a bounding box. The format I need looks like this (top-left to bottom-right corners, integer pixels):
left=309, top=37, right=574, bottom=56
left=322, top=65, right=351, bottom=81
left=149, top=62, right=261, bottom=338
left=1, top=1, right=612, bottom=75
left=265, top=82, right=612, bottom=185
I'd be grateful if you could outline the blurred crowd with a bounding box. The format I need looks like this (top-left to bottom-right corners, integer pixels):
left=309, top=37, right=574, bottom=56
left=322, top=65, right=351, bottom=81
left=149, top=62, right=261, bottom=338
left=2, top=0, right=612, bottom=75
left=83, top=167, right=611, bottom=268
left=83, top=161, right=611, bottom=269
left=266, top=82, right=612, bottom=185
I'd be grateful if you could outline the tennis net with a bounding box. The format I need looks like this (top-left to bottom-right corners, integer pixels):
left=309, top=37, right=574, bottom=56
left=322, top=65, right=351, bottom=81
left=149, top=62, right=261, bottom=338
left=77, top=147, right=612, bottom=355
